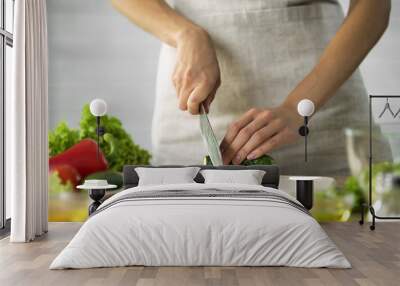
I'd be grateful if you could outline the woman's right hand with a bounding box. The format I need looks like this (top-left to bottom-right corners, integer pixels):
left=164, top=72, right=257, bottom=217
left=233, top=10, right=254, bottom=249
left=111, top=0, right=220, bottom=114
left=172, top=28, right=221, bottom=114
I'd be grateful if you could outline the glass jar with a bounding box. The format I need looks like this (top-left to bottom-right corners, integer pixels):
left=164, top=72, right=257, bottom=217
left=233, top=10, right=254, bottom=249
left=374, top=172, right=400, bottom=217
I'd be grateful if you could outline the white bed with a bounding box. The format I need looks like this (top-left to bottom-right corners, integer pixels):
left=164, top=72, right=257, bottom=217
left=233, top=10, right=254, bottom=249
left=50, top=183, right=350, bottom=269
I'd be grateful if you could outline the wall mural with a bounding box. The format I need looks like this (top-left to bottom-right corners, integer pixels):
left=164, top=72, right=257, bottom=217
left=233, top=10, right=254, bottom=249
left=47, top=1, right=400, bottom=223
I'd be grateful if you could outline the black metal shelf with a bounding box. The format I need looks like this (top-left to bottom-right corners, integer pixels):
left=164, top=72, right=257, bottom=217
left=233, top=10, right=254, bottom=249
left=359, top=95, right=400, bottom=230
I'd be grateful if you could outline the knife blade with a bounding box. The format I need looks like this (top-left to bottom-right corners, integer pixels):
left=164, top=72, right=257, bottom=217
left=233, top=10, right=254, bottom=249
left=199, top=104, right=223, bottom=166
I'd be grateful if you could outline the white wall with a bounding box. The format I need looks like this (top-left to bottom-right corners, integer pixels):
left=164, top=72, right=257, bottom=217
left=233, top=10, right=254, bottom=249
left=338, top=0, right=400, bottom=94
left=48, top=0, right=400, bottom=154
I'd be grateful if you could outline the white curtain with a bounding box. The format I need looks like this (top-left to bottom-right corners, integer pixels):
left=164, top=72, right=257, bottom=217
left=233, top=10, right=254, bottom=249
left=8, top=0, right=49, bottom=242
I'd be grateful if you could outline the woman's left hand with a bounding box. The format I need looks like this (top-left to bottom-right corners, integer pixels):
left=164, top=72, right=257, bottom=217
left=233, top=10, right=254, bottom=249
left=220, top=105, right=304, bottom=165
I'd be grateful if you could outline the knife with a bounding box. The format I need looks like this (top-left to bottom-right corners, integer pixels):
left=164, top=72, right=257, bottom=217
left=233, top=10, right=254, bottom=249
left=199, top=104, right=223, bottom=166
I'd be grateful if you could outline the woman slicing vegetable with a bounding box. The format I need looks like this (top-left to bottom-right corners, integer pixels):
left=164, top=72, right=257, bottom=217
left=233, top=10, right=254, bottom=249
left=112, top=0, right=392, bottom=175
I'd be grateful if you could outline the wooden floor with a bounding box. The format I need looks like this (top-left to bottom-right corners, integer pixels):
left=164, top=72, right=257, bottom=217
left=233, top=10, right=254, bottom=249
left=0, top=222, right=399, bottom=286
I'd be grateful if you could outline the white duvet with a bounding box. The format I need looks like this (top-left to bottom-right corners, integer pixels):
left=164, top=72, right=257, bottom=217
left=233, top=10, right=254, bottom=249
left=50, top=183, right=351, bottom=269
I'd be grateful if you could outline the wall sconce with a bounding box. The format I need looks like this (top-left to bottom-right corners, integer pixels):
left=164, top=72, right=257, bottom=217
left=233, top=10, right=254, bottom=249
left=297, top=99, right=315, bottom=162
left=89, top=99, right=107, bottom=160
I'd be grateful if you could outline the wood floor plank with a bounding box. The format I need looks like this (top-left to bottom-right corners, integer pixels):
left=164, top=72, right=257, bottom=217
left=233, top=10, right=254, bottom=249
left=0, top=222, right=399, bottom=286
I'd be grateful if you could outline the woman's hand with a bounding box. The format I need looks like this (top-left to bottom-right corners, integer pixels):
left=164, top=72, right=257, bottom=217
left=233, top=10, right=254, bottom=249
left=111, top=0, right=221, bottom=114
left=220, top=105, right=304, bottom=165
left=172, top=28, right=221, bottom=114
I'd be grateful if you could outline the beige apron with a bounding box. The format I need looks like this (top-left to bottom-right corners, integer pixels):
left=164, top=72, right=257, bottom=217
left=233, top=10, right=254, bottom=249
left=152, top=0, right=391, bottom=176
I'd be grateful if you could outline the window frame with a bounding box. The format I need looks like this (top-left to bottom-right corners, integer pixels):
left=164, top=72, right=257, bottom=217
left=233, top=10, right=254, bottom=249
left=0, top=0, right=13, bottom=234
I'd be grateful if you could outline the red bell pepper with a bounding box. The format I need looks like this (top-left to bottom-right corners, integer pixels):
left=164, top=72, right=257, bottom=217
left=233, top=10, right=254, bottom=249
left=49, top=139, right=108, bottom=178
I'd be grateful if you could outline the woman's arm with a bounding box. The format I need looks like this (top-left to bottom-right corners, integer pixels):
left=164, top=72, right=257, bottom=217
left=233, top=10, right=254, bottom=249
left=221, top=0, right=391, bottom=165
left=282, top=0, right=391, bottom=112
left=111, top=0, right=196, bottom=47
left=111, top=0, right=221, bottom=114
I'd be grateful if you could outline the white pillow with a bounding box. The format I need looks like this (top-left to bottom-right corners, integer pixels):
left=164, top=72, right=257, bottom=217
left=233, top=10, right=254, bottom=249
left=135, top=167, right=201, bottom=186
left=200, top=169, right=266, bottom=185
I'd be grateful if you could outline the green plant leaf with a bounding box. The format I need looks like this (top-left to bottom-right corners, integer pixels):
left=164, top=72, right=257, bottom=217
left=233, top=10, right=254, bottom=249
left=79, top=104, right=151, bottom=171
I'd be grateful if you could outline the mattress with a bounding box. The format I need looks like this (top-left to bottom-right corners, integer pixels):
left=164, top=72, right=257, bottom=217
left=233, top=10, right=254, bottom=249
left=50, top=183, right=350, bottom=269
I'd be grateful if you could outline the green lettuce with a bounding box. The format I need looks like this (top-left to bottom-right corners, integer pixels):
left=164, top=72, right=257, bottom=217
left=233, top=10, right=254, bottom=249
left=49, top=122, right=80, bottom=157
left=203, top=154, right=275, bottom=166
left=79, top=104, right=151, bottom=171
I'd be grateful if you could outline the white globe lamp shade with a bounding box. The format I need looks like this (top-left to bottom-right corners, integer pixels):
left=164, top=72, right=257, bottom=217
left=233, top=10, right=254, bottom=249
left=297, top=99, right=315, bottom=117
left=90, top=99, right=107, bottom=117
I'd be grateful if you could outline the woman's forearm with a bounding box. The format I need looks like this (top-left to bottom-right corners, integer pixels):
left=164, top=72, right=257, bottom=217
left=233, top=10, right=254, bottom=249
left=111, top=0, right=221, bottom=115
left=111, top=0, right=203, bottom=47
left=283, top=0, right=391, bottom=112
